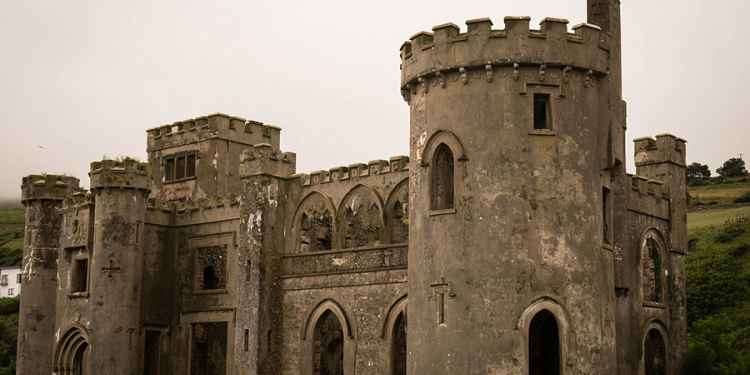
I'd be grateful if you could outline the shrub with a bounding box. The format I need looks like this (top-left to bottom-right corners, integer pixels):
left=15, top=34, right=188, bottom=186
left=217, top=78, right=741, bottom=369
left=735, top=192, right=750, bottom=204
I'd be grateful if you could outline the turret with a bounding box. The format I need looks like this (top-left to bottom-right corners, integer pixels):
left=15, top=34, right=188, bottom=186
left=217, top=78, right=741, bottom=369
left=87, top=159, right=150, bottom=374
left=237, top=144, right=295, bottom=374
left=17, top=174, right=79, bottom=375
left=401, top=16, right=618, bottom=374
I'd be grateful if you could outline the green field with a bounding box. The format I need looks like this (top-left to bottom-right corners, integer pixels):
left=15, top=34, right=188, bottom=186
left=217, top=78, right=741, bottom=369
left=0, top=209, right=23, bottom=268
left=689, top=180, right=750, bottom=206
left=688, top=206, right=750, bottom=231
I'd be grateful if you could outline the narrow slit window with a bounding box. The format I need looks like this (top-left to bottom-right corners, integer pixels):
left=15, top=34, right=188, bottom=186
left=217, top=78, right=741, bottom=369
left=603, top=187, right=611, bottom=244
left=431, top=143, right=455, bottom=210
left=533, top=93, right=551, bottom=130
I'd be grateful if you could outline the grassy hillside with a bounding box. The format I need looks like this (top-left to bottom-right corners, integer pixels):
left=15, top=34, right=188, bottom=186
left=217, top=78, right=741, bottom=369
left=689, top=180, right=750, bottom=207
left=688, top=206, right=750, bottom=231
left=0, top=209, right=23, bottom=268
left=682, top=215, right=750, bottom=374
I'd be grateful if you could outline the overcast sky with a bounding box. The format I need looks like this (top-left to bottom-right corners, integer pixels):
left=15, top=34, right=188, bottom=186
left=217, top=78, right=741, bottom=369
left=1, top=0, right=748, bottom=199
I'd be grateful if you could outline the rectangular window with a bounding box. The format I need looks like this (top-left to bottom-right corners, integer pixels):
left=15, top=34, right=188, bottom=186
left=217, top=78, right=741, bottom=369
left=72, top=259, right=89, bottom=293
left=191, top=322, right=228, bottom=375
left=16, top=274, right=21, bottom=284
left=186, top=153, right=197, bottom=178
left=165, top=157, right=175, bottom=182
left=176, top=155, right=186, bottom=180
left=0, top=275, right=7, bottom=286
left=164, top=152, right=197, bottom=183
left=533, top=93, right=551, bottom=130
left=7, top=289, right=12, bottom=296
left=603, top=187, right=611, bottom=244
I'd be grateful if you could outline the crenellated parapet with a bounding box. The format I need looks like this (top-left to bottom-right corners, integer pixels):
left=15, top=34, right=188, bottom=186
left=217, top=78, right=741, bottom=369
left=634, top=134, right=687, bottom=168
left=291, top=155, right=409, bottom=187
left=89, top=159, right=150, bottom=191
left=62, top=190, right=91, bottom=210
left=629, top=175, right=670, bottom=200
left=146, top=113, right=282, bottom=152
left=21, top=174, right=80, bottom=203
left=239, top=143, right=297, bottom=178
left=399, top=17, right=608, bottom=93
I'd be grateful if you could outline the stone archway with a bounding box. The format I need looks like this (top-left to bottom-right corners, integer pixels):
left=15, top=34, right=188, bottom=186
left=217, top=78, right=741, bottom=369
left=54, top=326, right=91, bottom=375
left=644, top=328, right=667, bottom=375
left=528, top=309, right=560, bottom=375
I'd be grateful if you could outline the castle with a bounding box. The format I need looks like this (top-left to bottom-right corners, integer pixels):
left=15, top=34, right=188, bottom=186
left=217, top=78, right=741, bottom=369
left=16, top=1, right=688, bottom=374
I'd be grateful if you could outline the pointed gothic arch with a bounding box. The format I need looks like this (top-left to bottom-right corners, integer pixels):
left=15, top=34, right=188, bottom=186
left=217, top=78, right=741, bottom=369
left=385, top=179, right=409, bottom=244
left=302, top=299, right=356, bottom=375
left=641, top=229, right=668, bottom=304
left=53, top=325, right=91, bottom=375
left=642, top=320, right=669, bottom=375
left=518, top=297, right=571, bottom=375
left=337, top=185, right=385, bottom=249
left=291, top=192, right=336, bottom=253
left=381, top=295, right=408, bottom=375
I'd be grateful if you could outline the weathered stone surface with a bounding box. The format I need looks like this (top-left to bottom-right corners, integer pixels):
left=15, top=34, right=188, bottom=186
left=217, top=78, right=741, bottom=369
left=16, top=1, right=687, bottom=374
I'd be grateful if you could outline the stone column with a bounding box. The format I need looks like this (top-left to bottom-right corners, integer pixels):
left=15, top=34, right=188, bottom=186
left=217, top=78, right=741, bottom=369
left=88, top=159, right=150, bottom=375
left=17, top=174, right=79, bottom=375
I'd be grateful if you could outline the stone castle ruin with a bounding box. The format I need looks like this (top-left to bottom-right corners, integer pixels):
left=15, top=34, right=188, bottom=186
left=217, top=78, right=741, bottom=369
left=17, top=1, right=687, bottom=374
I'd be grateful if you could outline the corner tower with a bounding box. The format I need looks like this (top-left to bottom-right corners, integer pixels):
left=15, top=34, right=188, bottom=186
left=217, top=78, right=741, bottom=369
left=400, top=14, right=618, bottom=375
left=17, top=175, right=79, bottom=375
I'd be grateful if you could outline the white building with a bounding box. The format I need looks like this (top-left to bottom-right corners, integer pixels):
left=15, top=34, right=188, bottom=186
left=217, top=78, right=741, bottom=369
left=0, top=266, right=22, bottom=298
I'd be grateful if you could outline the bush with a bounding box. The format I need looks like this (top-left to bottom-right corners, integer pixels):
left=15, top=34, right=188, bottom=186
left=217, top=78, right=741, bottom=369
left=735, top=192, right=750, bottom=204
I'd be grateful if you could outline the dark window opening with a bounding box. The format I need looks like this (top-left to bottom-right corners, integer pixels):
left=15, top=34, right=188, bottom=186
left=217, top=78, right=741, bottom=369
left=164, top=152, right=198, bottom=183
left=176, top=156, right=186, bottom=180
left=431, top=143, right=455, bottom=210
left=603, top=187, right=611, bottom=244
left=186, top=153, right=197, bottom=178
left=314, top=310, right=344, bottom=375
left=644, top=238, right=663, bottom=303
left=533, top=93, right=551, bottom=130
left=72, top=342, right=89, bottom=375
left=202, top=266, right=219, bottom=290
left=529, top=309, right=560, bottom=375
left=165, top=158, right=175, bottom=182
left=190, top=322, right=227, bottom=375
left=71, top=259, right=88, bottom=293
left=389, top=200, right=409, bottom=243
left=300, top=211, right=333, bottom=252
left=144, top=330, right=161, bottom=375
left=644, top=329, right=667, bottom=375
left=392, top=311, right=407, bottom=375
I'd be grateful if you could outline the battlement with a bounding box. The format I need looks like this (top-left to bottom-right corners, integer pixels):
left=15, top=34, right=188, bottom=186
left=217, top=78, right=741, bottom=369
left=634, top=134, right=687, bottom=167
left=21, top=174, right=80, bottom=202
left=62, top=190, right=92, bottom=210
left=89, top=158, right=151, bottom=191
left=239, top=143, right=297, bottom=178
left=629, top=175, right=670, bottom=200
left=146, top=113, right=281, bottom=152
left=291, top=155, right=409, bottom=187
left=400, top=17, right=608, bottom=89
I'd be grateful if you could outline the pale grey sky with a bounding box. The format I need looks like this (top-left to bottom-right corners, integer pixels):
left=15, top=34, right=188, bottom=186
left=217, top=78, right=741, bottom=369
left=1, top=0, right=748, bottom=198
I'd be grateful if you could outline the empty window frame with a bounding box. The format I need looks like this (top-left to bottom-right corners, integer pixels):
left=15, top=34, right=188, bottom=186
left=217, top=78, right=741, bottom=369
left=71, top=258, right=89, bottom=293
left=533, top=93, right=551, bottom=130
left=163, top=152, right=198, bottom=183
left=431, top=143, right=455, bottom=210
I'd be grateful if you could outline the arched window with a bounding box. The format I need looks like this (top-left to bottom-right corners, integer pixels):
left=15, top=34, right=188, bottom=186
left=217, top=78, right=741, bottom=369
left=644, top=329, right=667, bottom=375
left=301, top=211, right=333, bottom=252
left=431, top=143, right=454, bottom=210
left=72, top=342, right=89, bottom=375
left=386, top=180, right=409, bottom=244
left=529, top=310, right=560, bottom=375
left=391, top=311, right=407, bottom=375
left=643, top=236, right=663, bottom=303
left=314, top=311, right=344, bottom=375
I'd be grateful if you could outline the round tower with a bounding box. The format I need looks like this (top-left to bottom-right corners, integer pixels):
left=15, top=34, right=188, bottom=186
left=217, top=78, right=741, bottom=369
left=18, top=174, right=79, bottom=375
left=88, top=159, right=150, bottom=374
left=401, top=17, right=617, bottom=374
